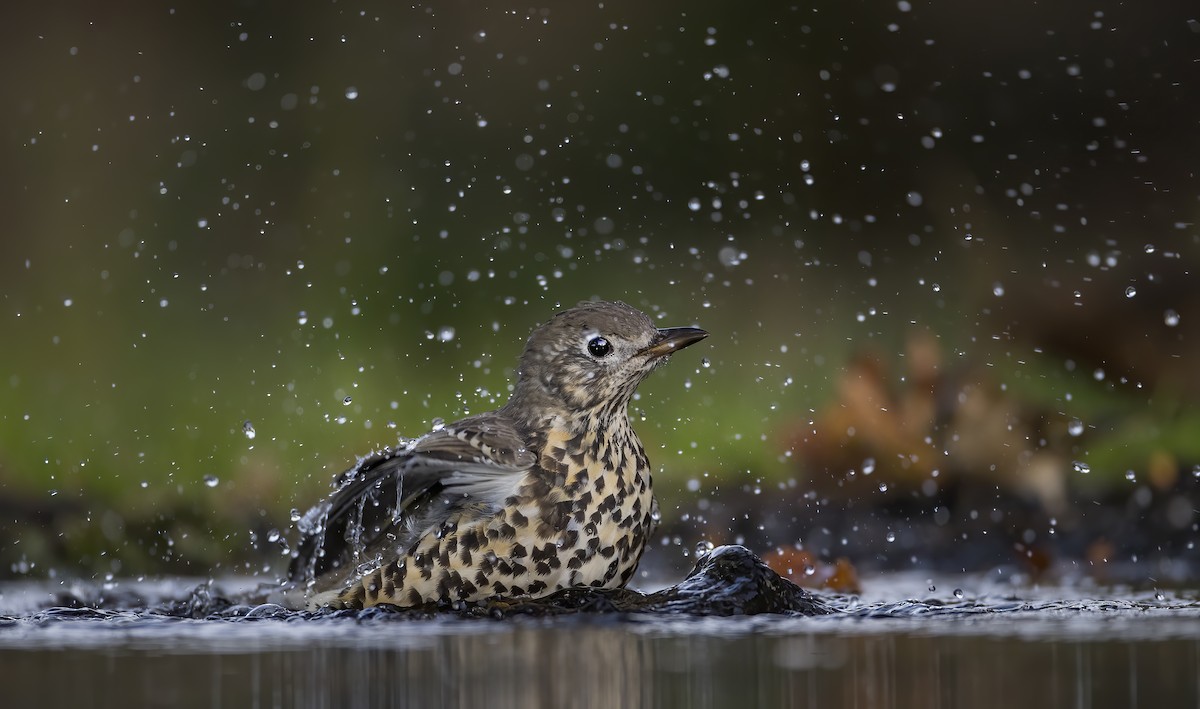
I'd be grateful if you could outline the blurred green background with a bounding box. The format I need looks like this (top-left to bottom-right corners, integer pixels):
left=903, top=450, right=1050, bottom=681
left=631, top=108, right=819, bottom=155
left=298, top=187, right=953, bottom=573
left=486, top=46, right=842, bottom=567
left=1, top=2, right=1197, bottom=583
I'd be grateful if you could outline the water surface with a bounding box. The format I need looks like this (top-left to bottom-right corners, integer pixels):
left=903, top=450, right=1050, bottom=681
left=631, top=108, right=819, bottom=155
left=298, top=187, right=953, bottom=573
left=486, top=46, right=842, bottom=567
left=2, top=575, right=1197, bottom=709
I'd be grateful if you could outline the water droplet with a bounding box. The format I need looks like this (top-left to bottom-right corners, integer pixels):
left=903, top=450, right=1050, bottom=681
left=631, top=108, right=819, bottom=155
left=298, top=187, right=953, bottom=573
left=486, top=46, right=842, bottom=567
left=862, top=458, right=876, bottom=475
left=1154, top=591, right=1166, bottom=602
left=290, top=508, right=302, bottom=522
left=953, top=588, right=964, bottom=599
left=1072, top=460, right=1091, bottom=475
left=1125, top=470, right=1137, bottom=482
left=701, top=358, right=711, bottom=368
left=203, top=474, right=219, bottom=488
left=297, top=311, right=308, bottom=325
left=437, top=326, right=456, bottom=342
left=992, top=282, right=1005, bottom=297
left=803, top=564, right=816, bottom=576
left=431, top=417, right=446, bottom=432
left=718, top=246, right=746, bottom=267
left=885, top=531, right=896, bottom=543
left=927, top=584, right=937, bottom=592
left=242, top=420, right=256, bottom=439
left=877, top=482, right=889, bottom=493
left=694, top=540, right=714, bottom=556
left=1124, top=286, right=1137, bottom=298
left=344, top=86, right=359, bottom=100
left=1067, top=418, right=1084, bottom=436
left=1164, top=309, right=1180, bottom=327
left=343, top=396, right=352, bottom=406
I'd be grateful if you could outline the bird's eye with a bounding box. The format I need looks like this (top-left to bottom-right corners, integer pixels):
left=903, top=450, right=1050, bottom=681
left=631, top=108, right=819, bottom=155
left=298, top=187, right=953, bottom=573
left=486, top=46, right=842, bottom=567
left=587, top=336, right=612, bottom=358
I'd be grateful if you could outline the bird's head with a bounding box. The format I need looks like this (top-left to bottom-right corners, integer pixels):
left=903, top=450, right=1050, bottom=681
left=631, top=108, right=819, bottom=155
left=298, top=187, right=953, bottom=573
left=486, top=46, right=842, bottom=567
left=507, top=300, right=707, bottom=423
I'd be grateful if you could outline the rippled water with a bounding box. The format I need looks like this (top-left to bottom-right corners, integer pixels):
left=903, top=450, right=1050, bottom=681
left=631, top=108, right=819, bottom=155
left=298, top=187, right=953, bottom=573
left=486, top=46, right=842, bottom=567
left=2, top=575, right=1197, bottom=709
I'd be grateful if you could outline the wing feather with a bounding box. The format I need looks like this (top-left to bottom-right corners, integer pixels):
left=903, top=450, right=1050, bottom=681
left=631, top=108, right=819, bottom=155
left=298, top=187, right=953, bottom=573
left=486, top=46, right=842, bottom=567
left=286, top=413, right=535, bottom=584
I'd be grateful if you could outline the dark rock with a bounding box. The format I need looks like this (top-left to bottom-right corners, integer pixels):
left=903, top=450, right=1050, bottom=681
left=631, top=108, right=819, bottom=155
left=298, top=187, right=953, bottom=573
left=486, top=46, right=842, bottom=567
left=642, top=544, right=835, bottom=616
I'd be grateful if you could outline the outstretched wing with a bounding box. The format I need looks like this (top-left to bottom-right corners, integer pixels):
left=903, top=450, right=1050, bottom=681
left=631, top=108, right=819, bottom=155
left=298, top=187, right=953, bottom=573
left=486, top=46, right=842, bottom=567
left=287, top=413, right=536, bottom=584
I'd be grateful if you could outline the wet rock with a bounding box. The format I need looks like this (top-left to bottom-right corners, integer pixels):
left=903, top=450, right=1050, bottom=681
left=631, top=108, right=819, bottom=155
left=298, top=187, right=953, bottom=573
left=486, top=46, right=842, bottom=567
left=642, top=544, right=835, bottom=615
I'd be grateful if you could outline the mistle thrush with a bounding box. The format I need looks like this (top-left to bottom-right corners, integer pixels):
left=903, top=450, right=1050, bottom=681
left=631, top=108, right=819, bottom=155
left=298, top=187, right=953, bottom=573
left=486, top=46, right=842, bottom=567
left=282, top=300, right=707, bottom=609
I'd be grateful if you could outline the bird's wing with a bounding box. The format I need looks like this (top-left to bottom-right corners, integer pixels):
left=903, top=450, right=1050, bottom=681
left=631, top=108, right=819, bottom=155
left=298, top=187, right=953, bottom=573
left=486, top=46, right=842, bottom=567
left=287, top=413, right=536, bottom=583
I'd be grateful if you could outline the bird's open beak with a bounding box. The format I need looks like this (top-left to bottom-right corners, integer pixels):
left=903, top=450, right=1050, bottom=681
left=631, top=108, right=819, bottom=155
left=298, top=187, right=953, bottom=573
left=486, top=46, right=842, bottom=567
left=642, top=326, right=709, bottom=359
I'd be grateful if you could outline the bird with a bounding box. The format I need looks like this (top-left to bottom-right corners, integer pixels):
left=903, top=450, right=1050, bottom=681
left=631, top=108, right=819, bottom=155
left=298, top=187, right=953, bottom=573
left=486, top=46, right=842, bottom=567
left=279, top=300, right=707, bottom=609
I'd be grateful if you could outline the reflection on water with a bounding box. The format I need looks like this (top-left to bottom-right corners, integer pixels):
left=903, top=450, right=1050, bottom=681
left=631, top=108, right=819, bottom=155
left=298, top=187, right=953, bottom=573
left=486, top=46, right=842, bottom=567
left=1, top=578, right=1198, bottom=709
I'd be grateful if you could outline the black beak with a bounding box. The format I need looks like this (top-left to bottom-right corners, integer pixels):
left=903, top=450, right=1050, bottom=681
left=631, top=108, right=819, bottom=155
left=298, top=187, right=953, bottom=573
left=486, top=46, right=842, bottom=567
left=642, top=326, right=709, bottom=359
